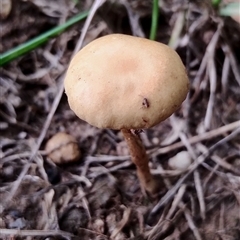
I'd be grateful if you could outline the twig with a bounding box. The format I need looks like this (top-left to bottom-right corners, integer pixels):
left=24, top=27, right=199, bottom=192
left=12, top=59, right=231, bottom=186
left=1, top=151, right=43, bottom=163
left=5, top=79, right=65, bottom=203
left=0, top=229, right=74, bottom=238
left=149, top=127, right=240, bottom=216
left=34, top=154, right=49, bottom=182
left=82, top=155, right=131, bottom=176
left=88, top=161, right=132, bottom=178
left=120, top=0, right=145, bottom=37
left=68, top=172, right=92, bottom=187
left=226, top=173, right=240, bottom=205
left=149, top=164, right=202, bottom=240
left=137, top=209, right=144, bottom=234
left=165, top=184, right=187, bottom=220
left=219, top=203, right=225, bottom=231
left=193, top=170, right=206, bottom=220
left=168, top=10, right=185, bottom=49
left=203, top=161, right=220, bottom=190
left=204, top=56, right=217, bottom=129
left=83, top=121, right=239, bottom=178
left=201, top=162, right=223, bottom=176
left=77, top=187, right=92, bottom=219
left=110, top=206, right=131, bottom=239
left=151, top=167, right=187, bottom=177
left=5, top=0, right=105, bottom=204
left=211, top=155, right=240, bottom=174
left=222, top=44, right=240, bottom=87
left=85, top=155, right=130, bottom=163
left=83, top=120, right=240, bottom=167
left=221, top=47, right=230, bottom=96
left=191, top=42, right=208, bottom=90
left=73, top=0, right=106, bottom=56
left=0, top=110, right=37, bottom=133
left=179, top=133, right=206, bottom=220
left=182, top=207, right=202, bottom=240
left=146, top=208, right=184, bottom=240
left=191, top=22, right=222, bottom=107
left=204, top=23, right=223, bottom=129
left=78, top=227, right=108, bottom=237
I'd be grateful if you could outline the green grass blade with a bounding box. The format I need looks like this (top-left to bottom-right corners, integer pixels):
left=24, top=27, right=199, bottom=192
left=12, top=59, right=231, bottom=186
left=149, top=0, right=159, bottom=40
left=0, top=11, right=89, bottom=66
left=220, top=3, right=240, bottom=16
left=211, top=0, right=222, bottom=7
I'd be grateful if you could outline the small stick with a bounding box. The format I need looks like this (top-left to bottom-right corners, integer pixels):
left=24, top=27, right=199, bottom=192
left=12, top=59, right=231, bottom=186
left=110, top=207, right=131, bottom=239
left=182, top=207, right=202, bottom=240
left=179, top=132, right=206, bottom=220
left=150, top=120, right=240, bottom=157
left=204, top=23, right=222, bottom=129
left=4, top=0, right=105, bottom=204
left=0, top=229, right=74, bottom=238
left=150, top=127, right=240, bottom=216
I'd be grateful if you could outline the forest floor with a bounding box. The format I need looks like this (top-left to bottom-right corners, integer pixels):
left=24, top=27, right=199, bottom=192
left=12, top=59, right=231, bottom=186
left=0, top=0, right=240, bottom=240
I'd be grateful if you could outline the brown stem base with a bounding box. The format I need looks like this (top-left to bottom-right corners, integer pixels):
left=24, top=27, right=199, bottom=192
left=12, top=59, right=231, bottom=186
left=121, top=129, right=158, bottom=194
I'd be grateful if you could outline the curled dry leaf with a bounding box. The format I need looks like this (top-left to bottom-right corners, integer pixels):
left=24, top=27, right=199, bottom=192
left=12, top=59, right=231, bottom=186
left=45, top=132, right=81, bottom=164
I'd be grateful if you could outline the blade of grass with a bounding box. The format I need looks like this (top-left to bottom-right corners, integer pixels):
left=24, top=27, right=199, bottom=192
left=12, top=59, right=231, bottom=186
left=149, top=0, right=159, bottom=40
left=211, top=0, right=222, bottom=7
left=0, top=11, right=89, bottom=66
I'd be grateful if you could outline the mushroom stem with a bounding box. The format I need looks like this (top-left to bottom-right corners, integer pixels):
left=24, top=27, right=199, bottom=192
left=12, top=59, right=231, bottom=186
left=121, top=129, right=157, bottom=193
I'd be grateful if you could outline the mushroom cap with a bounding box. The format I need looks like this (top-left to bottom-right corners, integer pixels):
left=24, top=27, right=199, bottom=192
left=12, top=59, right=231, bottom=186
left=64, top=34, right=189, bottom=129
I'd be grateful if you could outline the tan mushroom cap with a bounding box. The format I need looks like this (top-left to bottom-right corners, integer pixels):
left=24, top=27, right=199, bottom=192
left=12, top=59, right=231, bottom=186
left=64, top=34, right=189, bottom=130
left=45, top=132, right=81, bottom=164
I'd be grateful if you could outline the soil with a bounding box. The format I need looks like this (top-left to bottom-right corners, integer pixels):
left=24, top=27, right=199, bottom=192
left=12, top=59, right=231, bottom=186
left=0, top=0, right=240, bottom=240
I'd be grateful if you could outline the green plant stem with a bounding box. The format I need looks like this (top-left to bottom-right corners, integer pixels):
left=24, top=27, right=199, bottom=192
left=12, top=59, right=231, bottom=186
left=149, top=0, right=159, bottom=40
left=211, top=0, right=222, bottom=7
left=0, top=11, right=89, bottom=66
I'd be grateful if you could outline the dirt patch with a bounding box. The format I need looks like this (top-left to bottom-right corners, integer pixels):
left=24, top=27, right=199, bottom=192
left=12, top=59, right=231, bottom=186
left=0, top=0, right=240, bottom=239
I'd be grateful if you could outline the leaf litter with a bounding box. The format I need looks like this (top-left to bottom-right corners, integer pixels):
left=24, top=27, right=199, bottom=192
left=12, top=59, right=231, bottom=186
left=0, top=0, right=240, bottom=239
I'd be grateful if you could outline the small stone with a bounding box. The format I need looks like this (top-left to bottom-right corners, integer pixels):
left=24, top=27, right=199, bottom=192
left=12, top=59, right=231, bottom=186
left=168, top=151, right=192, bottom=171
left=152, top=137, right=159, bottom=145
left=45, top=132, right=81, bottom=164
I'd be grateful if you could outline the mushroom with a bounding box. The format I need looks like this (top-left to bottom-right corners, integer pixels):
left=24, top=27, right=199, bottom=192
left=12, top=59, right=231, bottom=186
left=45, top=132, right=81, bottom=164
left=64, top=34, right=189, bottom=193
left=168, top=151, right=192, bottom=171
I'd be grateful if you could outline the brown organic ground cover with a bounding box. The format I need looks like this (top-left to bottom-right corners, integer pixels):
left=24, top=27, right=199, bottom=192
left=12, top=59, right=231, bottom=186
left=0, top=0, right=240, bottom=239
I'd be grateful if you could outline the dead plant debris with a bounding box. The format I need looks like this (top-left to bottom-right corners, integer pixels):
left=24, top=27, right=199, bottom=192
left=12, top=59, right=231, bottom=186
left=0, top=0, right=240, bottom=240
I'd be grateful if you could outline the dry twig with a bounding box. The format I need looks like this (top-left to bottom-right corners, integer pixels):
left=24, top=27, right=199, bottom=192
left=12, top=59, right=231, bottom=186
left=150, top=127, right=240, bottom=216
left=4, top=0, right=105, bottom=204
left=179, top=132, right=206, bottom=220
